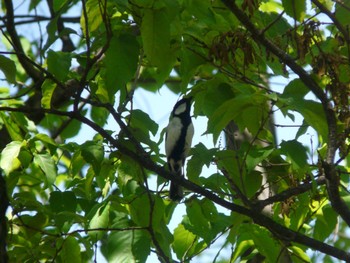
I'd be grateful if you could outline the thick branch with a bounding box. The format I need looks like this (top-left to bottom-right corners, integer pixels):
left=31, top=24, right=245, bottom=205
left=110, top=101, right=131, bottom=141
left=0, top=106, right=349, bottom=261
left=311, top=0, right=350, bottom=45
left=3, top=0, right=42, bottom=81
left=256, top=176, right=326, bottom=209
left=220, top=0, right=350, bottom=227
left=46, top=0, right=75, bottom=52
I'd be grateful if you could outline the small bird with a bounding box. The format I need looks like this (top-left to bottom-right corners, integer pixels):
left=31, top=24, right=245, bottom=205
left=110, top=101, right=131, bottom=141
left=165, top=97, right=194, bottom=201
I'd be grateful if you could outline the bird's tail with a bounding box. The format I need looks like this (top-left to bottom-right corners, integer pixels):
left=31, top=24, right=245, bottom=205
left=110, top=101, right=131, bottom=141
left=169, top=169, right=183, bottom=201
left=169, top=181, right=183, bottom=201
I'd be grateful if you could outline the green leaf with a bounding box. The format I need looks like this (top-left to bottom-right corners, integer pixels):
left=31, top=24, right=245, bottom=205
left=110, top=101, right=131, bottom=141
left=246, top=145, right=274, bottom=173
left=244, top=170, right=263, bottom=198
left=194, top=80, right=235, bottom=117
left=282, top=79, right=310, bottom=99
left=90, top=106, right=109, bottom=126
left=88, top=202, right=110, bottom=240
left=282, top=0, right=306, bottom=22
left=47, top=50, right=71, bottom=81
left=313, top=0, right=333, bottom=11
left=104, top=34, right=139, bottom=100
left=314, top=203, right=337, bottom=241
left=290, top=245, right=310, bottom=262
left=187, top=143, right=216, bottom=183
left=34, top=153, right=57, bottom=185
left=209, top=92, right=268, bottom=142
left=81, top=140, right=104, bottom=174
left=61, top=236, right=81, bottom=263
left=180, top=47, right=206, bottom=89
left=184, top=198, right=218, bottom=244
left=0, top=112, right=23, bottom=141
left=280, top=140, right=308, bottom=171
left=289, top=99, right=328, bottom=141
left=128, top=109, right=158, bottom=136
left=335, top=0, right=350, bottom=26
left=231, top=237, right=254, bottom=262
left=80, top=0, right=103, bottom=35
left=128, top=194, right=165, bottom=228
left=53, top=0, right=68, bottom=12
left=295, top=119, right=309, bottom=139
left=49, top=191, right=77, bottom=213
left=141, top=8, right=172, bottom=68
left=0, top=141, right=24, bottom=174
left=60, top=113, right=85, bottom=139
left=240, top=223, right=281, bottom=262
left=0, top=55, right=16, bottom=83
left=41, top=79, right=56, bottom=109
left=102, top=229, right=151, bottom=262
left=173, top=224, right=197, bottom=260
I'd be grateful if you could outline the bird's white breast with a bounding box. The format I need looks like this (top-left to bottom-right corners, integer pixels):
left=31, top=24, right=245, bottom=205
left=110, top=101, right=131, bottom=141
left=165, top=117, right=183, bottom=157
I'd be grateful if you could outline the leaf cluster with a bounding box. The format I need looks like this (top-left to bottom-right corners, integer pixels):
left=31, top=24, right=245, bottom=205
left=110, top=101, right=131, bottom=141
left=0, top=0, right=350, bottom=262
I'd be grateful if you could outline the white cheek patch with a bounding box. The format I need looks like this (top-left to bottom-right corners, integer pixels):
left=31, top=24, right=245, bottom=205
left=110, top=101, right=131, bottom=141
left=165, top=117, right=183, bottom=157
left=174, top=103, right=186, bottom=115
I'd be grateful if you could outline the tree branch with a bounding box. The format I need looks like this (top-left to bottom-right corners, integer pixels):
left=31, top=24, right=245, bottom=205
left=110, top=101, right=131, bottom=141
left=46, top=0, right=75, bottom=52
left=220, top=0, right=350, bottom=228
left=311, top=0, right=350, bottom=45
left=0, top=105, right=348, bottom=261
left=3, top=0, right=42, bottom=81
left=255, top=176, right=326, bottom=209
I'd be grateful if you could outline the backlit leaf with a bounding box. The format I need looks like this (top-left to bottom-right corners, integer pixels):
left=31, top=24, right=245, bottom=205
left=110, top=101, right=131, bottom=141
left=34, top=153, right=57, bottom=185
left=61, top=236, right=81, bottom=263
left=0, top=55, right=16, bottom=83
left=0, top=141, right=24, bottom=174
left=282, top=0, right=306, bottom=22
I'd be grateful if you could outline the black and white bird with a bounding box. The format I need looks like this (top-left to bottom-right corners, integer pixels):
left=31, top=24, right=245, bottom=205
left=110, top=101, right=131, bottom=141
left=165, top=97, right=194, bottom=201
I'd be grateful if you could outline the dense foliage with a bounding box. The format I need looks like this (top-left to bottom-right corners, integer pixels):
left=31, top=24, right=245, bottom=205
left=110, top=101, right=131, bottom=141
left=0, top=0, right=350, bottom=262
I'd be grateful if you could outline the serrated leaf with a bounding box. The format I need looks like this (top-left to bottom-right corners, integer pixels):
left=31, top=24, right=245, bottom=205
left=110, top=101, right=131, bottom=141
left=34, top=153, right=57, bottom=185
left=0, top=141, right=23, bottom=174
left=0, top=55, right=16, bottom=83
